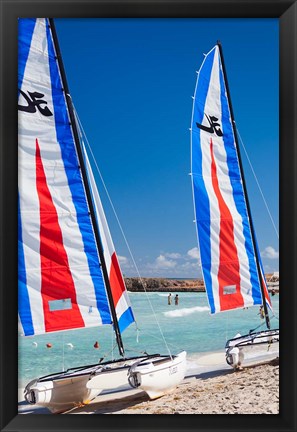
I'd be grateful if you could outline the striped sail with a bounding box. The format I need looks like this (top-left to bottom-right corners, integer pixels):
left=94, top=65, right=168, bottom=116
left=191, top=45, right=272, bottom=314
left=18, top=18, right=135, bottom=336
left=82, top=142, right=135, bottom=333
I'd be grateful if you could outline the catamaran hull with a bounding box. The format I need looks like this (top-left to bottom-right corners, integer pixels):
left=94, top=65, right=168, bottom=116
left=225, top=329, right=279, bottom=369
left=24, top=374, right=100, bottom=413
left=24, top=355, right=160, bottom=413
left=128, top=351, right=187, bottom=399
left=86, top=362, right=132, bottom=391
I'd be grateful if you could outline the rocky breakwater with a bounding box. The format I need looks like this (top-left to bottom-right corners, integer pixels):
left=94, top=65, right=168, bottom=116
left=124, top=278, right=205, bottom=292
left=124, top=275, right=279, bottom=293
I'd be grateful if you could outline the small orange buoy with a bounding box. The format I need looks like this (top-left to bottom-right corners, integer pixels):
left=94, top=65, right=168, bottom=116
left=46, top=343, right=52, bottom=348
left=93, top=341, right=99, bottom=349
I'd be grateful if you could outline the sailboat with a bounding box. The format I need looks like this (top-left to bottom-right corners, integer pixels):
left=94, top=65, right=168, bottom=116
left=190, top=42, right=279, bottom=370
left=18, top=17, right=186, bottom=413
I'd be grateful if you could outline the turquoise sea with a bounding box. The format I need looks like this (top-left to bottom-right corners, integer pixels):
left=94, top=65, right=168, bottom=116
left=18, top=291, right=279, bottom=388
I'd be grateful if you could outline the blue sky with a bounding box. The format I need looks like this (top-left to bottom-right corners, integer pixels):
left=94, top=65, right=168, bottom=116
left=55, top=18, right=279, bottom=278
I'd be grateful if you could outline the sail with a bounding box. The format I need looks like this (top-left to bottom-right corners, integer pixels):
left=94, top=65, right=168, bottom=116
left=18, top=18, right=134, bottom=336
left=191, top=45, right=272, bottom=314
left=81, top=141, right=135, bottom=333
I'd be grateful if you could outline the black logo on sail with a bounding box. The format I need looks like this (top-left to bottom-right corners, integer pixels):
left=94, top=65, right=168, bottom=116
left=196, top=114, right=223, bottom=137
left=18, top=90, right=53, bottom=117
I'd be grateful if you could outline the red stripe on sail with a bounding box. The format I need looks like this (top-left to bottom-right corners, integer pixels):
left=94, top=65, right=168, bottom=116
left=109, top=252, right=126, bottom=308
left=209, top=138, right=244, bottom=310
left=261, top=273, right=272, bottom=308
left=35, top=138, right=85, bottom=332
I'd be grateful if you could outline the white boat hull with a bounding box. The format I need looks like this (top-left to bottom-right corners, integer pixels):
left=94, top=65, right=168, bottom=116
left=128, top=351, right=187, bottom=399
left=24, top=374, right=100, bottom=413
left=225, top=329, right=279, bottom=369
left=23, top=355, right=162, bottom=413
left=86, top=358, right=143, bottom=391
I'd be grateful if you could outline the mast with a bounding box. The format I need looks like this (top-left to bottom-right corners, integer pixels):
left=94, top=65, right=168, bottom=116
left=217, top=41, right=271, bottom=330
left=49, top=18, right=125, bottom=356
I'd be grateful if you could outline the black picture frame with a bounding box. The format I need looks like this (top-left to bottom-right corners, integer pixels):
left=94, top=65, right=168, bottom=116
left=0, top=1, right=296, bottom=431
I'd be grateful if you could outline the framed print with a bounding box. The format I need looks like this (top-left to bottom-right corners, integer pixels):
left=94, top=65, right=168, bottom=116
left=0, top=1, right=296, bottom=431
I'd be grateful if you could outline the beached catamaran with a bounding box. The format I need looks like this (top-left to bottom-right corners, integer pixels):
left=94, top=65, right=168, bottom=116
left=18, top=18, right=186, bottom=413
left=190, top=43, right=279, bottom=369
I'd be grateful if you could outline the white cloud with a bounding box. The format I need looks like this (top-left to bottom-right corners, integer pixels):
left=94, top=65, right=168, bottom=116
left=164, top=252, right=182, bottom=259
left=155, top=254, right=177, bottom=269
left=187, top=247, right=200, bottom=260
left=129, top=248, right=203, bottom=277
left=262, top=246, right=279, bottom=259
left=180, top=261, right=199, bottom=269
left=118, top=255, right=129, bottom=264
left=117, top=255, right=134, bottom=272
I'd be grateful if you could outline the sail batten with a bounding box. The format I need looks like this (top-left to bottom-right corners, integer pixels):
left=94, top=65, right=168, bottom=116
left=18, top=18, right=134, bottom=338
left=191, top=44, right=271, bottom=315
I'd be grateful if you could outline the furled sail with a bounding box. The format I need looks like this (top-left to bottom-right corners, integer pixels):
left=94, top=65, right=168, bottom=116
left=190, top=45, right=272, bottom=314
left=18, top=18, right=134, bottom=336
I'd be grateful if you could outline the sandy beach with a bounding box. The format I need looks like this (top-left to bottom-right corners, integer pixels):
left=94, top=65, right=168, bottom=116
left=18, top=354, right=279, bottom=415
left=69, top=361, right=278, bottom=415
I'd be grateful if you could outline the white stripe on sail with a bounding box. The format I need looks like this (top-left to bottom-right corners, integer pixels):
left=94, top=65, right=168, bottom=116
left=19, top=19, right=47, bottom=335
left=83, top=143, right=133, bottom=314
left=199, top=50, right=222, bottom=313
left=83, top=144, right=114, bottom=267
left=115, top=290, right=131, bottom=318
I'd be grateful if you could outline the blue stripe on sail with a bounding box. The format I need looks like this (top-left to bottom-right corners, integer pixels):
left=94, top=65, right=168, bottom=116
left=18, top=194, right=34, bottom=336
left=45, top=21, right=111, bottom=324
left=18, top=19, right=36, bottom=335
left=218, top=56, right=262, bottom=306
left=192, top=48, right=216, bottom=313
left=18, top=18, right=36, bottom=97
left=254, top=236, right=270, bottom=307
left=118, top=307, right=134, bottom=333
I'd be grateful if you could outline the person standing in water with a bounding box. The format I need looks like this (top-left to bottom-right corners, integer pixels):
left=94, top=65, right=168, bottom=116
left=168, top=293, right=172, bottom=305
left=258, top=305, right=265, bottom=319
left=174, top=294, right=179, bottom=306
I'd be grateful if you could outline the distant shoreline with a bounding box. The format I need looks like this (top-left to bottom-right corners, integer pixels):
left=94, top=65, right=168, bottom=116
left=124, top=275, right=279, bottom=293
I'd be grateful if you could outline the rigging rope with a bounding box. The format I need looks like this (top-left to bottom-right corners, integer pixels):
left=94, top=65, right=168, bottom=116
left=225, top=311, right=229, bottom=344
left=236, top=127, right=279, bottom=240
left=62, top=331, right=65, bottom=372
left=73, top=107, right=173, bottom=360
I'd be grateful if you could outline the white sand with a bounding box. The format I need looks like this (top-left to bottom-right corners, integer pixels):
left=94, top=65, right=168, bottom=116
left=69, top=359, right=279, bottom=415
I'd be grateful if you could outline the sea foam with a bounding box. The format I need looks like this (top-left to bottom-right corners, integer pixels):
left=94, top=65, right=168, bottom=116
left=164, top=306, right=209, bottom=318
